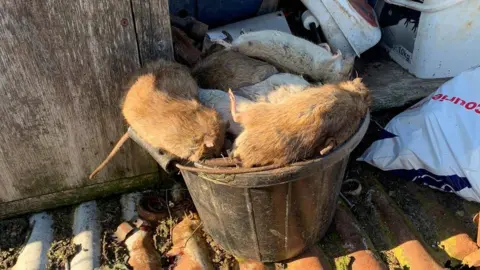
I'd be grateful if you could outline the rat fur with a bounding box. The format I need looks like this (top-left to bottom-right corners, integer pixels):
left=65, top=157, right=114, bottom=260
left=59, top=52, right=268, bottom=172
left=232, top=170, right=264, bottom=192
left=231, top=30, right=355, bottom=83
left=258, top=84, right=311, bottom=104
left=229, top=78, right=370, bottom=168
left=198, top=88, right=252, bottom=136
left=192, top=50, right=278, bottom=90
left=122, top=73, right=226, bottom=160
left=89, top=60, right=226, bottom=179
left=235, top=73, right=311, bottom=102
left=139, top=60, right=199, bottom=99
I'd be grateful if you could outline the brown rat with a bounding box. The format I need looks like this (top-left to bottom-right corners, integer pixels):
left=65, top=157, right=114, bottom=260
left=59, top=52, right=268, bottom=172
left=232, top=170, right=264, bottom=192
left=229, top=78, right=370, bottom=168
left=89, top=60, right=226, bottom=179
left=139, top=59, right=199, bottom=99
left=192, top=50, right=278, bottom=90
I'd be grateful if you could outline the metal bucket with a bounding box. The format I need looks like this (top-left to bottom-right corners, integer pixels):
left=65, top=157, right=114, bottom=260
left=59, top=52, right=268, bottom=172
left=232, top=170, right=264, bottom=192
left=179, top=113, right=370, bottom=262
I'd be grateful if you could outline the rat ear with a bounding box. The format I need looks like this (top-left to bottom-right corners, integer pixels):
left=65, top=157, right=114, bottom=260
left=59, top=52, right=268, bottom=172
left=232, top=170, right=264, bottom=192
left=204, top=137, right=215, bottom=148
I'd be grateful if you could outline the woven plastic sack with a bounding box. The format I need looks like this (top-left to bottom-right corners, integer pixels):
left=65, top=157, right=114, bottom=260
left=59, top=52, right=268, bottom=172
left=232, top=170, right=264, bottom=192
left=359, top=67, right=480, bottom=202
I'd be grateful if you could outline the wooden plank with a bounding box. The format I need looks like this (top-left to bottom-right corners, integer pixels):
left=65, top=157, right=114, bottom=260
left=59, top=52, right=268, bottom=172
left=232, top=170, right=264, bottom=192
left=0, top=0, right=157, bottom=202
left=0, top=173, right=159, bottom=219
left=362, top=60, right=449, bottom=112
left=131, top=0, right=174, bottom=63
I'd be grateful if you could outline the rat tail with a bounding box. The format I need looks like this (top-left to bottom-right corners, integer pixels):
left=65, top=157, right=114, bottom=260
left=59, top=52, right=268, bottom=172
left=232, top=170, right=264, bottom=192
left=89, top=132, right=130, bottom=179
left=228, top=89, right=241, bottom=123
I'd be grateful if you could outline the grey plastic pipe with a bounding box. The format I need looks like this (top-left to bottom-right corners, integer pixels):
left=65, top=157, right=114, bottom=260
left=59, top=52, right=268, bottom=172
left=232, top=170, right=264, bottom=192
left=127, top=127, right=178, bottom=174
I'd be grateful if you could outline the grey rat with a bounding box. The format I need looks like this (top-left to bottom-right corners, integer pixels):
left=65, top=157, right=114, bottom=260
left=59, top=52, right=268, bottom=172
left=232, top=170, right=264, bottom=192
left=192, top=50, right=278, bottom=90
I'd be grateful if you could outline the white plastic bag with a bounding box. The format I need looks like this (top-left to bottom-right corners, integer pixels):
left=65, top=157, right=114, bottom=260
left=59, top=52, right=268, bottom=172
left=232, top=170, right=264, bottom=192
left=359, top=67, right=480, bottom=203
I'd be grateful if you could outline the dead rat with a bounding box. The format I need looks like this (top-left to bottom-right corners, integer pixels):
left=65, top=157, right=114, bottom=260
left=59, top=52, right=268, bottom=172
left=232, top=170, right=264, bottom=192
left=140, top=60, right=199, bottom=99
left=89, top=60, right=226, bottom=179
left=235, top=73, right=311, bottom=102
left=229, top=78, right=370, bottom=168
left=198, top=88, right=253, bottom=136
left=192, top=50, right=278, bottom=90
left=230, top=30, right=355, bottom=83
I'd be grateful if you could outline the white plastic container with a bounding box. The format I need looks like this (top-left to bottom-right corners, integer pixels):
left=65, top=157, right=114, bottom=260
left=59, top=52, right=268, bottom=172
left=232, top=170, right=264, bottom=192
left=206, top=11, right=291, bottom=42
left=375, top=0, right=480, bottom=79
left=301, top=0, right=382, bottom=56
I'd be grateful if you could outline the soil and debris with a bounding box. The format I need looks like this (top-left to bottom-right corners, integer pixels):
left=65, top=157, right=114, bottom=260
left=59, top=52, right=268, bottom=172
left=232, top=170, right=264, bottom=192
left=153, top=216, right=178, bottom=265
left=47, top=241, right=79, bottom=269
left=98, top=197, right=130, bottom=268
left=0, top=217, right=28, bottom=269
left=204, top=233, right=236, bottom=269
left=147, top=189, right=236, bottom=269
left=47, top=205, right=75, bottom=269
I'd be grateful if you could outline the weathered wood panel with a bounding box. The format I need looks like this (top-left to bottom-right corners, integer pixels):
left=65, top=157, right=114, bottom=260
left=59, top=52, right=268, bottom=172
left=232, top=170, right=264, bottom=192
left=0, top=0, right=162, bottom=203
left=362, top=60, right=448, bottom=111
left=131, top=0, right=174, bottom=63
left=0, top=173, right=159, bottom=219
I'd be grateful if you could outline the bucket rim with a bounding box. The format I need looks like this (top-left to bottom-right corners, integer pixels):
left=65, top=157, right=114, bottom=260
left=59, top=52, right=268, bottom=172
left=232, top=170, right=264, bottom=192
left=177, top=112, right=370, bottom=185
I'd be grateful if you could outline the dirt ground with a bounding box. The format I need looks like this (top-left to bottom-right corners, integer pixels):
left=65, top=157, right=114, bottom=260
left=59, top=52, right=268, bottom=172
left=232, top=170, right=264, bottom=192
left=0, top=217, right=28, bottom=269
left=98, top=188, right=237, bottom=269
left=98, top=197, right=130, bottom=269
left=147, top=189, right=237, bottom=269
left=0, top=187, right=237, bottom=269
left=47, top=205, right=75, bottom=269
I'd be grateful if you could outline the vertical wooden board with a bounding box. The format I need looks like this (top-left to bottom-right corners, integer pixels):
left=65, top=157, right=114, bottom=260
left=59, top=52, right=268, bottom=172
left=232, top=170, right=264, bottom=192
left=131, top=0, right=174, bottom=63
left=0, top=0, right=156, bottom=202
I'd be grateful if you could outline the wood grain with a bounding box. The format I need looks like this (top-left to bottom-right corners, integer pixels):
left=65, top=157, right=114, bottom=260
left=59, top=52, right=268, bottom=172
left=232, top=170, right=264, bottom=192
left=0, top=0, right=158, bottom=203
left=0, top=173, right=159, bottom=219
left=131, top=0, right=174, bottom=63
